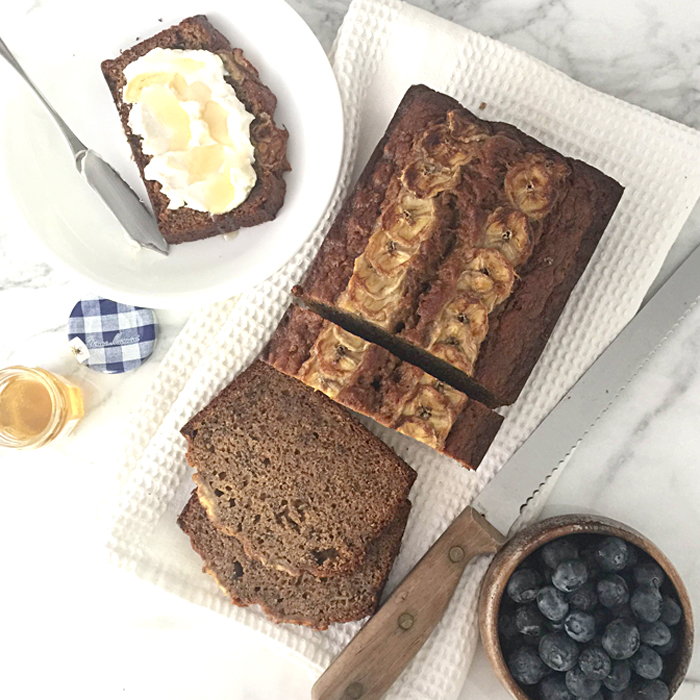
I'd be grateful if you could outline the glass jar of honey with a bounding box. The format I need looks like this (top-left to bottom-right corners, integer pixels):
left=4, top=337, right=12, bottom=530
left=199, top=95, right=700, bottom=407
left=0, top=366, right=84, bottom=449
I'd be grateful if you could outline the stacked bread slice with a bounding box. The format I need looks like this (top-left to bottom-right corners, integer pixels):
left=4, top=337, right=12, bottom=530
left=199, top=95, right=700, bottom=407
left=178, top=360, right=415, bottom=629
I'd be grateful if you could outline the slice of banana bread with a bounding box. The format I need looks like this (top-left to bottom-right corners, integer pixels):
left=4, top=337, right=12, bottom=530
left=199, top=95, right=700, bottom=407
left=178, top=492, right=410, bottom=630
left=263, top=305, right=503, bottom=469
left=293, top=85, right=623, bottom=406
left=180, top=360, right=416, bottom=578
left=101, top=15, right=290, bottom=244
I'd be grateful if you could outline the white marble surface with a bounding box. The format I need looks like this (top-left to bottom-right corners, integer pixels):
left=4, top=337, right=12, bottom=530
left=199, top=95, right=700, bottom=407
left=1, top=1, right=700, bottom=699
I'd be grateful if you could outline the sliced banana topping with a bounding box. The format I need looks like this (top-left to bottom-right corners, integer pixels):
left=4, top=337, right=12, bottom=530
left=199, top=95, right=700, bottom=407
left=401, top=158, right=462, bottom=199
left=456, top=248, right=515, bottom=312
left=364, top=230, right=414, bottom=277
left=446, top=110, right=489, bottom=145
left=417, top=120, right=485, bottom=169
left=381, top=192, right=436, bottom=245
left=298, top=325, right=369, bottom=399
left=431, top=340, right=478, bottom=375
left=396, top=379, right=466, bottom=449
left=505, top=153, right=569, bottom=220
left=482, top=207, right=533, bottom=266
left=440, top=296, right=489, bottom=344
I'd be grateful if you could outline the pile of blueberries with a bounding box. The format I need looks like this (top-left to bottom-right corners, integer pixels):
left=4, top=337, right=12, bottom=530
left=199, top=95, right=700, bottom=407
left=499, top=534, right=683, bottom=700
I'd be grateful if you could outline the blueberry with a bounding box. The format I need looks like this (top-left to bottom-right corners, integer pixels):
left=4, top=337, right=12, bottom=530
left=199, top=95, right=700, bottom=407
left=508, top=645, right=548, bottom=685
left=542, top=538, right=580, bottom=569
left=538, top=586, right=570, bottom=621
left=539, top=673, right=576, bottom=700
left=639, top=621, right=672, bottom=648
left=659, top=596, right=682, bottom=627
left=625, top=545, right=640, bottom=569
left=630, top=644, right=663, bottom=680
left=553, top=559, right=589, bottom=593
left=498, top=614, right=520, bottom=648
left=602, top=619, right=640, bottom=660
left=597, top=575, right=630, bottom=608
left=603, top=659, right=631, bottom=692
left=634, top=561, right=665, bottom=588
left=654, top=634, right=678, bottom=657
left=564, top=610, right=596, bottom=643
left=594, top=537, right=629, bottom=572
left=579, top=646, right=612, bottom=680
left=631, top=585, right=662, bottom=623
left=515, top=603, right=547, bottom=640
left=565, top=667, right=602, bottom=698
left=635, top=679, right=670, bottom=700
left=569, top=583, right=598, bottom=612
left=507, top=568, right=540, bottom=603
left=580, top=548, right=601, bottom=582
left=539, top=631, right=580, bottom=672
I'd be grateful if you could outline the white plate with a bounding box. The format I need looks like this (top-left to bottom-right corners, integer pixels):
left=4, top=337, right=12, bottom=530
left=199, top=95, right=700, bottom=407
left=0, top=0, right=343, bottom=308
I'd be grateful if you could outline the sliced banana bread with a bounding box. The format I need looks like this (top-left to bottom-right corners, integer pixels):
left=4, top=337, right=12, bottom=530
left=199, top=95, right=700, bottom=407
left=101, top=15, right=290, bottom=244
left=178, top=492, right=410, bottom=630
left=180, top=360, right=416, bottom=578
left=263, top=305, right=503, bottom=469
left=293, top=85, right=623, bottom=406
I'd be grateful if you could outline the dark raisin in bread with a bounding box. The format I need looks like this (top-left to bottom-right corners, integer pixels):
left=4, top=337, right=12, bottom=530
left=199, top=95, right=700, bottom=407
left=101, top=15, right=290, bottom=244
left=180, top=360, right=416, bottom=578
left=293, top=85, right=623, bottom=406
left=263, top=305, right=503, bottom=469
left=178, top=492, right=410, bottom=630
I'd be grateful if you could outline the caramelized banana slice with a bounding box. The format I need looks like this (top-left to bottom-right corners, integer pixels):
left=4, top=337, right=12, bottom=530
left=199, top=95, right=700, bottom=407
left=482, top=207, right=533, bottom=267
left=505, top=153, right=569, bottom=220
left=397, top=386, right=451, bottom=448
left=364, top=230, right=414, bottom=276
left=431, top=336, right=479, bottom=375
left=382, top=192, right=436, bottom=245
left=441, top=296, right=489, bottom=344
left=401, top=159, right=462, bottom=199
left=299, top=326, right=369, bottom=398
left=456, top=248, right=515, bottom=311
left=417, top=116, right=486, bottom=168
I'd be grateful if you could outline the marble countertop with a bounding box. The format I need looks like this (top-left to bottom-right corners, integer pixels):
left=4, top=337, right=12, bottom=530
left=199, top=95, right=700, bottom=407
left=1, top=1, right=700, bottom=699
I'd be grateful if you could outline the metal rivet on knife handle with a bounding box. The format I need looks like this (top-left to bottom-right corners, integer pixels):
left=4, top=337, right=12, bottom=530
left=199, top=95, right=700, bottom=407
left=398, top=612, right=414, bottom=630
left=345, top=682, right=364, bottom=699
left=449, top=546, right=465, bottom=562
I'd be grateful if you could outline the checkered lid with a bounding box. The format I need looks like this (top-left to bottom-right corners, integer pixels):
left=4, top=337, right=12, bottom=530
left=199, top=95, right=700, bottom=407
left=68, top=296, right=157, bottom=374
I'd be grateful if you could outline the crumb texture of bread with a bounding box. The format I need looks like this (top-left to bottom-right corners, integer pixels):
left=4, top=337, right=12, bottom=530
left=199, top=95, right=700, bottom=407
left=101, top=15, right=290, bottom=244
left=263, top=305, right=503, bottom=469
left=180, top=360, right=416, bottom=578
left=294, top=85, right=623, bottom=405
left=178, top=492, right=410, bottom=630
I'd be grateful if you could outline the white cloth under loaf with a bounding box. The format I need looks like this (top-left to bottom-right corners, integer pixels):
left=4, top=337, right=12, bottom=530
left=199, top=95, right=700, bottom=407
left=107, top=2, right=700, bottom=699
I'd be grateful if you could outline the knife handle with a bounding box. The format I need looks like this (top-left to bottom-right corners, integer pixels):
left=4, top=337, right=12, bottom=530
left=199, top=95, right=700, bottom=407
left=311, top=506, right=505, bottom=700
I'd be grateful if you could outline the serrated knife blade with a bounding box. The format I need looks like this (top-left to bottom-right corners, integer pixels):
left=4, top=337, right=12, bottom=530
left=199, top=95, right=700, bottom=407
left=313, top=244, right=700, bottom=700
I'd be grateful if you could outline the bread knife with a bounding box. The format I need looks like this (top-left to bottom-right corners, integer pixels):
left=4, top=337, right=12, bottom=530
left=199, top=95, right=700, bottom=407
left=0, top=36, right=169, bottom=256
left=312, top=240, right=700, bottom=700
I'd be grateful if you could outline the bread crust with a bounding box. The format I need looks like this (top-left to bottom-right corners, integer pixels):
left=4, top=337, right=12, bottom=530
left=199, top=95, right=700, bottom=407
left=101, top=15, right=290, bottom=244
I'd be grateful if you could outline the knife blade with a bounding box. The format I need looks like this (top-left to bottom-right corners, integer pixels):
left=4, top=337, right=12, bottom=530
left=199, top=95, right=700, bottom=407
left=312, top=241, right=700, bottom=700
left=76, top=150, right=169, bottom=255
left=0, top=35, right=169, bottom=256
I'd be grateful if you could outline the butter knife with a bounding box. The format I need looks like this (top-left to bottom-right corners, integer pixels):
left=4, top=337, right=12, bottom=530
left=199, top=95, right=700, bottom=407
left=312, top=239, right=700, bottom=700
left=0, top=35, right=169, bottom=256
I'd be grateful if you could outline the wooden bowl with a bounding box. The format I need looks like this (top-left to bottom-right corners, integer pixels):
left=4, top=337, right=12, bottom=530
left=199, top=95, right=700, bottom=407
left=478, top=514, right=693, bottom=700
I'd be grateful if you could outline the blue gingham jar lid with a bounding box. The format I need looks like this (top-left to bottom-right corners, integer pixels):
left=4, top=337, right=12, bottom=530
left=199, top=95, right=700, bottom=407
left=67, top=296, right=157, bottom=374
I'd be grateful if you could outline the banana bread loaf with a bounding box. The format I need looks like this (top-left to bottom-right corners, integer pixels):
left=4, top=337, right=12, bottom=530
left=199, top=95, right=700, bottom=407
left=178, top=492, right=410, bottom=630
left=180, top=360, right=415, bottom=578
left=101, top=15, right=290, bottom=244
left=263, top=305, right=503, bottom=469
left=293, top=85, right=623, bottom=406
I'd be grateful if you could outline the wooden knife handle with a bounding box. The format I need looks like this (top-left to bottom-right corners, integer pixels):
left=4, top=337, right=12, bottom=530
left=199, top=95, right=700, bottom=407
left=311, top=506, right=505, bottom=700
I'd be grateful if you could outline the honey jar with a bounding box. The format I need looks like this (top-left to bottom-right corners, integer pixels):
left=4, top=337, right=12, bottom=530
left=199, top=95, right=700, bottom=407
left=0, top=366, right=84, bottom=449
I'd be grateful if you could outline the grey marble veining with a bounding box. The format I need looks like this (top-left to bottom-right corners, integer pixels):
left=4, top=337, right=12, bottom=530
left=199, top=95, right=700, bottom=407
left=1, top=1, right=700, bottom=700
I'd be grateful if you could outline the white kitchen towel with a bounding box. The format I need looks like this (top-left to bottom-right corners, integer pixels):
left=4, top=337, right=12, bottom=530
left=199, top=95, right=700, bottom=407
left=108, top=1, right=700, bottom=699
